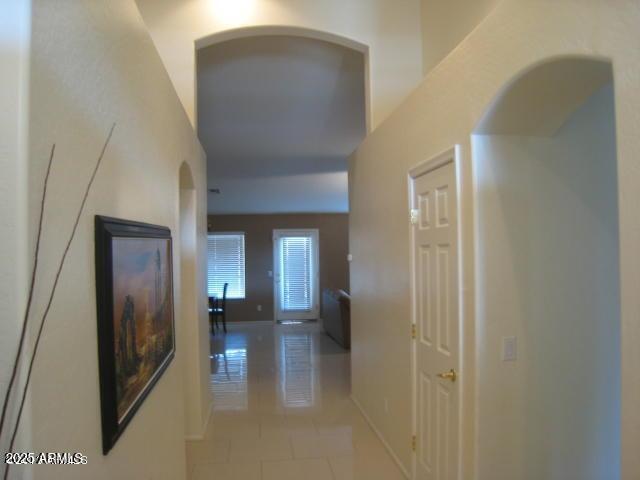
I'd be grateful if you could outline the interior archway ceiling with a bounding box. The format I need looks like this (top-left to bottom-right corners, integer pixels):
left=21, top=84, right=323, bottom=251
left=197, top=35, right=366, bottom=214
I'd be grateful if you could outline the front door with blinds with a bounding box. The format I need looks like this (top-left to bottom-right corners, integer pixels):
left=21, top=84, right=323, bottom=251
left=273, top=229, right=319, bottom=322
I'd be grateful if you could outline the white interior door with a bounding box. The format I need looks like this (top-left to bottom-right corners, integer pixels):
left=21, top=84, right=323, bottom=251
left=273, top=229, right=319, bottom=322
left=412, top=159, right=460, bottom=480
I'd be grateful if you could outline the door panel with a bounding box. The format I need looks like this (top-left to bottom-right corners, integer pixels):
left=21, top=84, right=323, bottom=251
left=419, top=246, right=432, bottom=346
left=437, top=245, right=451, bottom=356
left=419, top=373, right=433, bottom=473
left=436, top=385, right=451, bottom=479
left=413, top=161, right=459, bottom=480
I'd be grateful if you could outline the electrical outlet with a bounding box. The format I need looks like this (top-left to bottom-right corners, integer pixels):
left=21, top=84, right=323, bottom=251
left=257, top=304, right=262, bottom=312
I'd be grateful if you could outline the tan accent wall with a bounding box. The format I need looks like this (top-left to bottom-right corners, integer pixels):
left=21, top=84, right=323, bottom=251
left=208, top=213, right=349, bottom=322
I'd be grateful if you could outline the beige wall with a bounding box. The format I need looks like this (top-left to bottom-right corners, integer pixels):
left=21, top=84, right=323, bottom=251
left=11, top=1, right=209, bottom=478
left=179, top=165, right=211, bottom=439
left=208, top=214, right=349, bottom=323
left=134, top=0, right=423, bottom=130
left=0, top=0, right=31, bottom=457
left=420, top=0, right=500, bottom=74
left=349, top=1, right=640, bottom=478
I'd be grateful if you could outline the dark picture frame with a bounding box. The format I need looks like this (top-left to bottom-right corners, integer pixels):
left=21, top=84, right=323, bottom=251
left=95, top=216, right=175, bottom=454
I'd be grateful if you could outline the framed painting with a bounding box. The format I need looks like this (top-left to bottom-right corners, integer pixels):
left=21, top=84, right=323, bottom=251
left=94, top=216, right=175, bottom=454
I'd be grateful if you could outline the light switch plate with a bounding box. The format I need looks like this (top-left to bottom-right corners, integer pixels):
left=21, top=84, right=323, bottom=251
left=502, top=336, right=517, bottom=361
left=347, top=254, right=353, bottom=262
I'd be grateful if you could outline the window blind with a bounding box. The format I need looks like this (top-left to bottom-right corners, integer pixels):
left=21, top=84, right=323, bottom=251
left=207, top=233, right=245, bottom=299
left=280, top=236, right=313, bottom=311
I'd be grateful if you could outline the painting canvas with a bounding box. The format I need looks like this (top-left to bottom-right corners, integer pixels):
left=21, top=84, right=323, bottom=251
left=95, top=216, right=175, bottom=454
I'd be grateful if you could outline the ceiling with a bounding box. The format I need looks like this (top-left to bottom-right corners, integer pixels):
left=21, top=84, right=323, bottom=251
left=197, top=35, right=366, bottom=214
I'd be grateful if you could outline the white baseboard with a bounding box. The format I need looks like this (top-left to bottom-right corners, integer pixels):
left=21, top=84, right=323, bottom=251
left=184, top=402, right=213, bottom=441
left=351, top=395, right=411, bottom=479
left=226, top=320, right=273, bottom=326
left=202, top=401, right=213, bottom=437
left=225, top=320, right=324, bottom=328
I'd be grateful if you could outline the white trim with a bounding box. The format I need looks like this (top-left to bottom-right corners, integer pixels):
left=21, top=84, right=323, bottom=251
left=202, top=400, right=213, bottom=438
left=351, top=395, right=410, bottom=479
left=185, top=402, right=213, bottom=441
left=470, top=136, right=482, bottom=479
left=407, top=145, right=463, bottom=480
left=408, top=145, right=460, bottom=178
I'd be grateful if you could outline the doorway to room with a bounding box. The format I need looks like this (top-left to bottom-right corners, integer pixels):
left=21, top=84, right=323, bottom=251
left=198, top=31, right=365, bottom=326
left=192, top=26, right=372, bottom=479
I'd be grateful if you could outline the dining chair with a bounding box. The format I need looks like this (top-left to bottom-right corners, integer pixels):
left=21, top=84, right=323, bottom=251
left=209, top=282, right=228, bottom=333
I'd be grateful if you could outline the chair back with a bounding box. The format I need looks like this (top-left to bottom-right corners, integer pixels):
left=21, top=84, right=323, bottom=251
left=221, top=283, right=228, bottom=309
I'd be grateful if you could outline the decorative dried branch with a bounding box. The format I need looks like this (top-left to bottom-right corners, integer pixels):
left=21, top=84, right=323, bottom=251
left=0, top=144, right=55, bottom=438
left=3, top=124, right=115, bottom=480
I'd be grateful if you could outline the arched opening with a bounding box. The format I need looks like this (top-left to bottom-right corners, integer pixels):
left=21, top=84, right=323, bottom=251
left=187, top=23, right=363, bottom=476
left=178, top=162, right=209, bottom=438
left=473, top=57, right=620, bottom=478
left=195, top=25, right=371, bottom=133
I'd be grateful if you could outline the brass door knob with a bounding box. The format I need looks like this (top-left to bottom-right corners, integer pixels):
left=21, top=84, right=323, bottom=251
left=436, top=369, right=457, bottom=382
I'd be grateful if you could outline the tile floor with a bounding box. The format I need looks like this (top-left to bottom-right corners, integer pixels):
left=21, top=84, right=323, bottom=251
left=186, top=322, right=406, bottom=480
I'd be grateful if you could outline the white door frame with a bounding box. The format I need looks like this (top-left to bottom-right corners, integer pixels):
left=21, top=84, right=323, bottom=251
left=273, top=229, right=320, bottom=323
left=408, top=145, right=464, bottom=479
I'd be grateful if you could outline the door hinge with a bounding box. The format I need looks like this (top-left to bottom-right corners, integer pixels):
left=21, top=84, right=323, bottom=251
left=412, top=435, right=416, bottom=452
left=410, top=208, right=419, bottom=225
left=411, top=324, right=416, bottom=340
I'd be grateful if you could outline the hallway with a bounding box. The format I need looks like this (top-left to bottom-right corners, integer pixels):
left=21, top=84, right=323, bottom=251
left=5, top=2, right=640, bottom=479
left=186, top=323, right=405, bottom=480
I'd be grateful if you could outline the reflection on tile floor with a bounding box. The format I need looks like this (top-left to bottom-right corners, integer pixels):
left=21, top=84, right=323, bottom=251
left=186, top=322, right=406, bottom=480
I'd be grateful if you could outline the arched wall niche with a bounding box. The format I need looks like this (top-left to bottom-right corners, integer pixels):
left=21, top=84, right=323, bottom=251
left=475, top=55, right=614, bottom=136
left=473, top=56, right=620, bottom=479
left=194, top=25, right=372, bottom=133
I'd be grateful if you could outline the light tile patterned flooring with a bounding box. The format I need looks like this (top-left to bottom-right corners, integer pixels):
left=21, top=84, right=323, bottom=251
left=186, top=322, right=406, bottom=480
